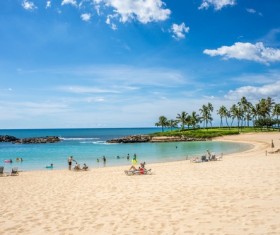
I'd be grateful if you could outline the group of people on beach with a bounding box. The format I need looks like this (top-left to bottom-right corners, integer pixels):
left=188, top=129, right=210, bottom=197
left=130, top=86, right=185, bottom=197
left=190, top=150, right=222, bottom=163
left=67, top=156, right=88, bottom=171
left=66, top=153, right=140, bottom=172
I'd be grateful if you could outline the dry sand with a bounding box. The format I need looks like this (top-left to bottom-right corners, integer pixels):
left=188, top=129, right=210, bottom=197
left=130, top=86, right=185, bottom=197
left=1, top=132, right=280, bottom=235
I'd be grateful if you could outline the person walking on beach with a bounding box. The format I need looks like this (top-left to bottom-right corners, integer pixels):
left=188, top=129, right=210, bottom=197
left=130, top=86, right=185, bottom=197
left=68, top=156, right=74, bottom=170
left=127, top=154, right=130, bottom=161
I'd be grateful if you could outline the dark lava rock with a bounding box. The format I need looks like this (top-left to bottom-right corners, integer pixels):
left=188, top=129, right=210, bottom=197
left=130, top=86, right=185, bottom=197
left=13, top=136, right=60, bottom=144
left=106, top=135, right=151, bottom=143
left=0, top=135, right=19, bottom=142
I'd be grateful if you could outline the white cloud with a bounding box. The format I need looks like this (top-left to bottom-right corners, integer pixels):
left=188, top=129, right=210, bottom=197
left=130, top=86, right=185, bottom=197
left=59, top=86, right=120, bottom=94
left=246, top=8, right=256, bottom=14
left=22, top=0, right=37, bottom=11
left=203, top=42, right=280, bottom=64
left=199, top=0, right=235, bottom=10
left=225, top=81, right=280, bottom=100
left=106, top=14, right=118, bottom=30
left=96, top=0, right=171, bottom=24
left=171, top=23, right=190, bottom=40
left=46, top=1, right=51, bottom=8
left=81, top=13, right=91, bottom=22
left=61, top=0, right=77, bottom=7
left=246, top=8, right=262, bottom=16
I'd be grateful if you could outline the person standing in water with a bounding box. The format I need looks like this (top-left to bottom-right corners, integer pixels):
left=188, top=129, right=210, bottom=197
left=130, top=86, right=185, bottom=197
left=132, top=154, right=137, bottom=166
left=68, top=156, right=74, bottom=170
left=102, top=156, right=106, bottom=167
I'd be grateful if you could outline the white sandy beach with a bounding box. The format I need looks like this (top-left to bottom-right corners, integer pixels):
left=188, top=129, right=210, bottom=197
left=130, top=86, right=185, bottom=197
left=1, top=132, right=280, bottom=235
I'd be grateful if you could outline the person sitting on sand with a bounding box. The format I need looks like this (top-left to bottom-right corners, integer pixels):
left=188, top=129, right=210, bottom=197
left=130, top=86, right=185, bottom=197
left=74, top=163, right=82, bottom=171
left=129, top=162, right=146, bottom=172
left=82, top=163, right=88, bottom=171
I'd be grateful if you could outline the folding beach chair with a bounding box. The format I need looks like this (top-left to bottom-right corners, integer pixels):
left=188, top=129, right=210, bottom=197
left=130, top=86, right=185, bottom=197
left=0, top=166, right=5, bottom=176
left=11, top=167, right=19, bottom=176
left=124, top=169, right=152, bottom=176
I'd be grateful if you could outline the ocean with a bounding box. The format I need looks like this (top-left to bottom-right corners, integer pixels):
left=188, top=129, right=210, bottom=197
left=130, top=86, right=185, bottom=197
left=0, top=128, right=253, bottom=171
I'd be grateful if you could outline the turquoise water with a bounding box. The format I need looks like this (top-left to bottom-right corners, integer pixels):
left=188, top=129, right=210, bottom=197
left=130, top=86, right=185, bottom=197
left=0, top=128, right=253, bottom=171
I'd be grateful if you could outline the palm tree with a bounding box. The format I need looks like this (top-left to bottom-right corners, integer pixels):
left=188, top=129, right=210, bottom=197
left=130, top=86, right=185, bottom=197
left=199, top=105, right=208, bottom=128
left=167, top=119, right=179, bottom=131
left=189, top=111, right=200, bottom=129
left=273, top=103, right=280, bottom=130
left=199, top=103, right=213, bottom=129
left=217, top=105, right=228, bottom=127
left=207, top=103, right=214, bottom=127
left=257, top=97, right=274, bottom=119
left=176, top=111, right=188, bottom=130
left=230, top=104, right=241, bottom=127
left=155, top=116, right=168, bottom=132
left=238, top=96, right=252, bottom=128
left=185, top=114, right=192, bottom=129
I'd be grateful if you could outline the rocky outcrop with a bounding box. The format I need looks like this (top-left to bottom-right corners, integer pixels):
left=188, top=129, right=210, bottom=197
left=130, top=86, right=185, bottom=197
left=107, top=135, right=151, bottom=143
left=106, top=135, right=208, bottom=143
left=0, top=135, right=19, bottom=142
left=150, top=136, right=208, bottom=142
left=13, top=136, right=60, bottom=144
left=0, top=135, right=60, bottom=144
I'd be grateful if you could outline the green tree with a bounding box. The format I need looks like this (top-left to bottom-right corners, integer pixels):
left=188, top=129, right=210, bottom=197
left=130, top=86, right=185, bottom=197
left=167, top=119, right=179, bottom=131
left=238, top=96, right=252, bottom=127
left=230, top=104, right=243, bottom=128
left=155, top=116, right=168, bottom=132
left=176, top=111, right=188, bottom=130
left=189, top=111, right=200, bottom=129
left=199, top=103, right=213, bottom=129
left=273, top=103, right=280, bottom=130
left=217, top=105, right=228, bottom=127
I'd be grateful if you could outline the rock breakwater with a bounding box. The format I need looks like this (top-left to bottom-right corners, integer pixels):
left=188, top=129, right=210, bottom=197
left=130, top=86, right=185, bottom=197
left=0, top=135, right=60, bottom=144
left=106, top=135, right=208, bottom=143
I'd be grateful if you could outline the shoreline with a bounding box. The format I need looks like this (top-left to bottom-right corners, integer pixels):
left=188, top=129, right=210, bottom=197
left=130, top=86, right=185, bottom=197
left=1, top=132, right=280, bottom=234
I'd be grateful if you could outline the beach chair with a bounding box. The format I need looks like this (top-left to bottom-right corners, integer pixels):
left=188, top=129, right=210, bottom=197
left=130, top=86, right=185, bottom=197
left=0, top=166, right=5, bottom=177
left=268, top=149, right=280, bottom=154
left=215, top=154, right=223, bottom=161
left=11, top=167, right=19, bottom=176
left=124, top=168, right=152, bottom=176
left=190, top=157, right=202, bottom=163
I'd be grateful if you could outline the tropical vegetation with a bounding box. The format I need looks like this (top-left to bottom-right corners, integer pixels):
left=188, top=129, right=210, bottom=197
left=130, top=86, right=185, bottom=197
left=154, top=96, right=280, bottom=136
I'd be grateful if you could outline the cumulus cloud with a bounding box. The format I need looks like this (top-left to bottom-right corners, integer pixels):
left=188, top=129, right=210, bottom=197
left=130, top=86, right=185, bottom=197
left=199, top=0, right=235, bottom=10
left=171, top=23, right=190, bottom=40
left=22, top=0, right=37, bottom=11
left=61, top=0, right=77, bottom=7
left=203, top=42, right=280, bottom=64
left=106, top=14, right=118, bottom=30
left=96, top=0, right=171, bottom=24
left=81, top=13, right=91, bottom=22
left=225, top=81, right=280, bottom=100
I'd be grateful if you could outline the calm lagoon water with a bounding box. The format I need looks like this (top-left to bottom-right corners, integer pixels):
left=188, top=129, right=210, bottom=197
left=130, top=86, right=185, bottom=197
left=0, top=128, right=253, bottom=171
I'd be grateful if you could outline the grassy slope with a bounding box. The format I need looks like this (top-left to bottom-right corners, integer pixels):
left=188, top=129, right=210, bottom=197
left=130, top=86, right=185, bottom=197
left=150, top=127, right=278, bottom=139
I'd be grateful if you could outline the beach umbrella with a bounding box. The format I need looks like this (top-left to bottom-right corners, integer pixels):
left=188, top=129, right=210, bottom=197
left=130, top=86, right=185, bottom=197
left=271, top=140, right=274, bottom=148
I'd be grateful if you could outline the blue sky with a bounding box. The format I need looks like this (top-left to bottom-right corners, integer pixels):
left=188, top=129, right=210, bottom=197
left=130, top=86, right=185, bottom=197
left=0, top=0, right=280, bottom=128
